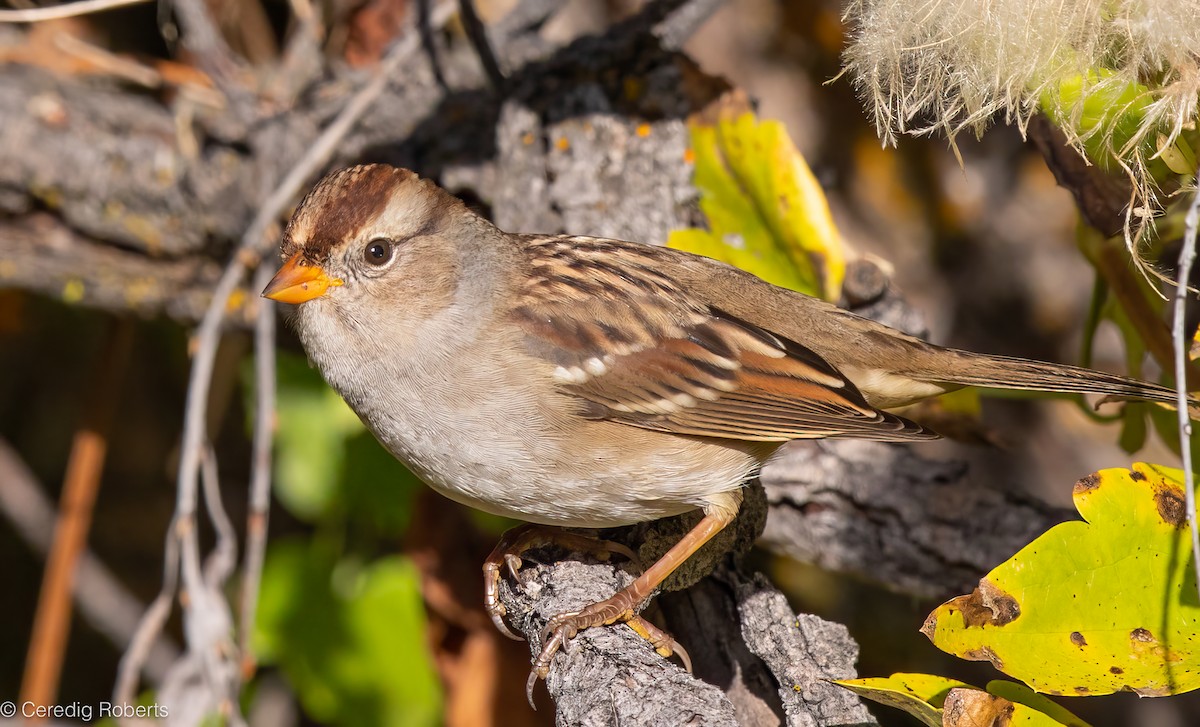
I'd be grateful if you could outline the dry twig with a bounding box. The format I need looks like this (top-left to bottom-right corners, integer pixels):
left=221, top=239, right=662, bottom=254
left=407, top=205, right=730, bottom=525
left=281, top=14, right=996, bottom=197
left=237, top=262, right=277, bottom=680
left=457, top=0, right=504, bottom=89
left=0, top=0, right=151, bottom=23
left=116, top=0, right=458, bottom=712
left=1174, top=182, right=1200, bottom=597
left=168, top=0, right=244, bottom=85
left=114, top=511, right=181, bottom=702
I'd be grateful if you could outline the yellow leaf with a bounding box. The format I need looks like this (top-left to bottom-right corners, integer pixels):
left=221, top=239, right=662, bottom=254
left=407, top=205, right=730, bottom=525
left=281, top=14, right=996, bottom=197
left=669, top=94, right=845, bottom=300
left=923, top=463, right=1200, bottom=697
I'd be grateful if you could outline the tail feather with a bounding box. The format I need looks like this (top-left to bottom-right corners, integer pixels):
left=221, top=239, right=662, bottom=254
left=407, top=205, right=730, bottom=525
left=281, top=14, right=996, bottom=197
left=940, top=350, right=1191, bottom=408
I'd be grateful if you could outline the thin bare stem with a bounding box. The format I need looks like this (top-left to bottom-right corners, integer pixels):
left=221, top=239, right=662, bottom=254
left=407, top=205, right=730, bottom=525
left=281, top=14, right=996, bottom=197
left=200, top=445, right=238, bottom=589
left=169, top=0, right=243, bottom=84
left=54, top=32, right=162, bottom=87
left=287, top=0, right=315, bottom=25
left=1174, top=182, right=1200, bottom=598
left=185, top=443, right=245, bottom=726
left=238, top=263, right=276, bottom=681
left=118, top=0, right=457, bottom=702
left=652, top=0, right=725, bottom=51
left=115, top=518, right=181, bottom=702
left=458, top=0, right=504, bottom=89
left=0, top=0, right=151, bottom=22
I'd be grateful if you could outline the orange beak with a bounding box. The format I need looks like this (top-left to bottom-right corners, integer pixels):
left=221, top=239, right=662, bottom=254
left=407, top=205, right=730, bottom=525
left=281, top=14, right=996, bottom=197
left=262, top=253, right=342, bottom=304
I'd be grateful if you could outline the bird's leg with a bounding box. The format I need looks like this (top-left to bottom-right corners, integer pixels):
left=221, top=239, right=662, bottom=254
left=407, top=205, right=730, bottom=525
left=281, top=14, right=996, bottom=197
left=527, top=506, right=736, bottom=701
left=483, top=523, right=638, bottom=641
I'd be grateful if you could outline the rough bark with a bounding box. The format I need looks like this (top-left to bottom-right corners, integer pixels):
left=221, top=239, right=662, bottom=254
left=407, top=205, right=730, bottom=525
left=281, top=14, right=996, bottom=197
left=497, top=483, right=876, bottom=726
left=0, top=214, right=229, bottom=323
left=0, top=0, right=723, bottom=318
left=759, top=440, right=1072, bottom=599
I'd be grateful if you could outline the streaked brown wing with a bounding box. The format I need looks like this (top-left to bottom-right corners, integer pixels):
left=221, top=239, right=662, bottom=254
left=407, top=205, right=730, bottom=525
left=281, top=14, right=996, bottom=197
left=511, top=235, right=937, bottom=443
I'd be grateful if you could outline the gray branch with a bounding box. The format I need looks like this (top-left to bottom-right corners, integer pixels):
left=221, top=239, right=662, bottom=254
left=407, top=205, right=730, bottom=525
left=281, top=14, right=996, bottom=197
left=497, top=484, right=876, bottom=726
left=760, top=439, right=1071, bottom=599
left=0, top=0, right=723, bottom=319
left=496, top=430, right=1072, bottom=723
left=0, top=214, right=231, bottom=323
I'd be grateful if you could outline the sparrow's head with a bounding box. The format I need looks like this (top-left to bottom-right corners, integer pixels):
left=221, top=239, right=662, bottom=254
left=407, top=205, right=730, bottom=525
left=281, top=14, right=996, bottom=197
left=263, top=164, right=472, bottom=313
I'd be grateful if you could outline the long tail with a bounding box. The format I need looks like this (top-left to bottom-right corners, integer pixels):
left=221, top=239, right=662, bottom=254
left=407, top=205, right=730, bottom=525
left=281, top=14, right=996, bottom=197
left=937, top=349, right=1191, bottom=407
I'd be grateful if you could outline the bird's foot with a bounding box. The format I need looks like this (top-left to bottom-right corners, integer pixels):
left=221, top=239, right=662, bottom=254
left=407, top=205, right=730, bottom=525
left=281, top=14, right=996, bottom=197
left=525, top=591, right=690, bottom=706
left=482, top=524, right=638, bottom=641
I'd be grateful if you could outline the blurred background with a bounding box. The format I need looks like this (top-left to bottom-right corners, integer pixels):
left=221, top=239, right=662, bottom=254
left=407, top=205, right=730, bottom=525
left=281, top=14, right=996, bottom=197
left=1, top=0, right=1197, bottom=724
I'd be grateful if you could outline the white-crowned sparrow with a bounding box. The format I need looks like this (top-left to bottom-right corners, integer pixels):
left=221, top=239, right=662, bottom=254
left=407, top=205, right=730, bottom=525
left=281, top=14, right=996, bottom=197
left=264, top=163, right=1190, bottom=695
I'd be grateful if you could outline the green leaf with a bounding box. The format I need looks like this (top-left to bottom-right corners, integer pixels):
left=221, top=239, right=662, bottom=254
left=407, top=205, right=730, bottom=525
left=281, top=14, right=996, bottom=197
left=255, top=539, right=442, bottom=726
left=923, top=463, right=1200, bottom=697
left=1039, top=70, right=1194, bottom=186
left=1157, top=134, right=1197, bottom=176
left=1117, top=402, right=1150, bottom=454
left=669, top=98, right=845, bottom=301
left=269, top=352, right=363, bottom=521
left=834, top=673, right=969, bottom=726
left=340, top=430, right=423, bottom=537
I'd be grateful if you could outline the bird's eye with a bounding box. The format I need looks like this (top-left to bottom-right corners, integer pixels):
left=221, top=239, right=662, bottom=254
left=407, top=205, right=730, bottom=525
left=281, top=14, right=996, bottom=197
left=363, top=239, right=394, bottom=266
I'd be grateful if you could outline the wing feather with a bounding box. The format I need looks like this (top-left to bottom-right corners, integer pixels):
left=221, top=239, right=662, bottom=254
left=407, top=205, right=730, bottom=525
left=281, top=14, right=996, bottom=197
left=511, top=235, right=938, bottom=443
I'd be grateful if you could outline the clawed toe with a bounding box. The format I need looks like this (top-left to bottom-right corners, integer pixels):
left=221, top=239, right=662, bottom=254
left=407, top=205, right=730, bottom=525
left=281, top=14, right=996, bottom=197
left=483, top=559, right=524, bottom=641
left=523, top=605, right=690, bottom=705
left=484, top=521, right=698, bottom=706
left=509, top=510, right=731, bottom=706
left=482, top=524, right=638, bottom=641
left=525, top=612, right=585, bottom=707
left=628, top=614, right=692, bottom=673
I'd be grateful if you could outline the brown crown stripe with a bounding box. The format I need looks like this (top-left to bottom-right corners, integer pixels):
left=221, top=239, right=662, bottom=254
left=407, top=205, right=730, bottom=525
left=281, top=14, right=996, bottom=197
left=282, top=165, right=419, bottom=264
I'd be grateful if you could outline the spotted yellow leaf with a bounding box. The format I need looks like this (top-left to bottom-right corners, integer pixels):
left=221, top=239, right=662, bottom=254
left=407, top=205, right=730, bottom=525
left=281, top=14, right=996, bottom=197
left=923, top=463, right=1200, bottom=697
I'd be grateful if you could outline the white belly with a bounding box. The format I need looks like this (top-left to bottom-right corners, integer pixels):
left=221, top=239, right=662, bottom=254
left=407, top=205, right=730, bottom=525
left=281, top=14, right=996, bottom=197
left=297, top=301, right=763, bottom=527
left=354, top=381, right=759, bottom=527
